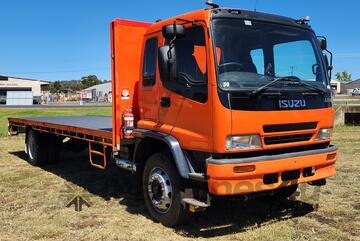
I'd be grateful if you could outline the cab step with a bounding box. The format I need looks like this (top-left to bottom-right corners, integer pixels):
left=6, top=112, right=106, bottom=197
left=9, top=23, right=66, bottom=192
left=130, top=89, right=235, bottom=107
left=182, top=198, right=210, bottom=208
left=182, top=188, right=211, bottom=212
left=188, top=173, right=206, bottom=182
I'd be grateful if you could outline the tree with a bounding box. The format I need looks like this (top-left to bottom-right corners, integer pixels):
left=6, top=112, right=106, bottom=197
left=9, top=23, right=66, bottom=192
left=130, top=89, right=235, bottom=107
left=47, top=75, right=102, bottom=94
left=49, top=81, right=63, bottom=93
left=81, top=75, right=102, bottom=89
left=73, top=82, right=83, bottom=91
left=335, top=71, right=352, bottom=83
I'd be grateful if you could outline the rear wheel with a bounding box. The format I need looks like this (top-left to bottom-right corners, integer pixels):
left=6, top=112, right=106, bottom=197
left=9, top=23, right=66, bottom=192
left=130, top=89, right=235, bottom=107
left=25, top=130, right=62, bottom=166
left=143, top=152, right=190, bottom=227
left=26, top=130, right=47, bottom=166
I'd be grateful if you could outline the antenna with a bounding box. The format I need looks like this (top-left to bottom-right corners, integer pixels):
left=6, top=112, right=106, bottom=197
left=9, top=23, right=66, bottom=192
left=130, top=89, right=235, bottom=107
left=289, top=66, right=297, bottom=76
left=206, top=0, right=220, bottom=9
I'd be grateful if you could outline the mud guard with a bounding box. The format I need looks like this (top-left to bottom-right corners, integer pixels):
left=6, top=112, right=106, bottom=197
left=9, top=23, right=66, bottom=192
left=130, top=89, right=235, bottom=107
left=134, top=129, right=191, bottom=179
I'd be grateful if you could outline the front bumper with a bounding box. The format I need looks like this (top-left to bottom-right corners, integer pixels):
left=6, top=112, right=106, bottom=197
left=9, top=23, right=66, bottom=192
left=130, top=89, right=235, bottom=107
left=207, top=145, right=338, bottom=195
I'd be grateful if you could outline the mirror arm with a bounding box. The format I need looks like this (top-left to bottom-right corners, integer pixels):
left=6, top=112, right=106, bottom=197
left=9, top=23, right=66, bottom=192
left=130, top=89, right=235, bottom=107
left=324, top=48, right=333, bottom=79
left=169, top=23, right=177, bottom=47
left=318, top=36, right=333, bottom=79
left=167, top=20, right=179, bottom=59
left=174, top=18, right=198, bottom=26
left=167, top=37, right=176, bottom=59
left=166, top=19, right=200, bottom=59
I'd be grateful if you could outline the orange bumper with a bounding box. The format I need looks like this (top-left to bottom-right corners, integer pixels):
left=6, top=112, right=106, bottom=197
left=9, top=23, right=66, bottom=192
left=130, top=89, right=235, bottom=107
left=207, top=146, right=338, bottom=195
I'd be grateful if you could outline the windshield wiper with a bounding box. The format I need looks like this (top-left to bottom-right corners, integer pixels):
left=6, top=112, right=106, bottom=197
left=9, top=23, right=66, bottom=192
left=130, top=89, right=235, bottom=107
left=250, top=77, right=328, bottom=97
left=287, top=80, right=328, bottom=95
left=250, top=77, right=292, bottom=97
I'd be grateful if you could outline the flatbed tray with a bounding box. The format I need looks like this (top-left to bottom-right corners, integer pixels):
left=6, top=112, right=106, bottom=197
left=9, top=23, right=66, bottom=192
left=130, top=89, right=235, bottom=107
left=8, top=116, right=113, bottom=146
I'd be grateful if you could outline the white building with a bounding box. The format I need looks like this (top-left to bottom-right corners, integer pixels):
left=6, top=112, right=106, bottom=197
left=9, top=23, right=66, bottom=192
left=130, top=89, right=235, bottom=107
left=82, top=82, right=112, bottom=102
left=0, top=75, right=49, bottom=105
left=330, top=79, right=345, bottom=95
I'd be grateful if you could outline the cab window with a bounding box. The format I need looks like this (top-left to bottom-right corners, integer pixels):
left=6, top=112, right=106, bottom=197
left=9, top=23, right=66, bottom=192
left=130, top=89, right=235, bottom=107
left=164, top=26, right=208, bottom=103
left=250, top=49, right=265, bottom=75
left=142, top=37, right=158, bottom=86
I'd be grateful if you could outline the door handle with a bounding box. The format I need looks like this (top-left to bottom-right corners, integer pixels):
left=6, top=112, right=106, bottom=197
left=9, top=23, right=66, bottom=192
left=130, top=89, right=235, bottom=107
left=160, top=97, right=171, bottom=108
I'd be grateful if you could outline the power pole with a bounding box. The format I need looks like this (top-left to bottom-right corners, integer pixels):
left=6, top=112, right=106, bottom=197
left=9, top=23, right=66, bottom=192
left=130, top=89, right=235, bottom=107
left=289, top=66, right=297, bottom=76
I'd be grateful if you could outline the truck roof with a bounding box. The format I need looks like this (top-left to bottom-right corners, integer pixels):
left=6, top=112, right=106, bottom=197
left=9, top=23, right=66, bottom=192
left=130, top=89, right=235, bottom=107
left=212, top=8, right=310, bottom=28
left=146, top=8, right=312, bottom=35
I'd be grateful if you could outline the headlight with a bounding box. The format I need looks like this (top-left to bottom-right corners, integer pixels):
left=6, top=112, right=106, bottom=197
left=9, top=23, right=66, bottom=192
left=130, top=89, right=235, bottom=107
left=226, top=135, right=262, bottom=150
left=315, top=128, right=333, bottom=141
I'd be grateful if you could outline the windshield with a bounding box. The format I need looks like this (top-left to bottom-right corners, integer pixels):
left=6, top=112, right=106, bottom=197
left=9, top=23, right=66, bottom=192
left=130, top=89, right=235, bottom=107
left=212, top=19, right=328, bottom=92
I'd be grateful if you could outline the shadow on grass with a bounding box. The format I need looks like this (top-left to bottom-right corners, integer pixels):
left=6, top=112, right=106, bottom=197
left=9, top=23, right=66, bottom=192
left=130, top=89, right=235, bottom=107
left=175, top=198, right=314, bottom=238
left=10, top=150, right=315, bottom=238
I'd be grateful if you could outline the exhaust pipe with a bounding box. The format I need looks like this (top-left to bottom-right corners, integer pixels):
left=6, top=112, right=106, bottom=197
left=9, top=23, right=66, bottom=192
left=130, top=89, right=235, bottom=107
left=115, top=159, right=136, bottom=172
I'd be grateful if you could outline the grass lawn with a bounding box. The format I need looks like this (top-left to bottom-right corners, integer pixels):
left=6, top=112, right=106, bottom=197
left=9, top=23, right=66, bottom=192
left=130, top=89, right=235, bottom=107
left=0, top=126, right=359, bottom=240
left=0, top=107, right=111, bottom=137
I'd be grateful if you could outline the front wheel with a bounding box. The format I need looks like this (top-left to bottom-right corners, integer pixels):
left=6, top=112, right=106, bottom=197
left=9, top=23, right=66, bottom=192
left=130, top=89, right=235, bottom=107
left=142, top=152, right=191, bottom=227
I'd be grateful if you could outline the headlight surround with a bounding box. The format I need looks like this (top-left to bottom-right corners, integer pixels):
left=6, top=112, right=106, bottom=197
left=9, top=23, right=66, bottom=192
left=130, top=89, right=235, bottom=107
left=315, top=128, right=333, bottom=141
left=226, top=135, right=262, bottom=150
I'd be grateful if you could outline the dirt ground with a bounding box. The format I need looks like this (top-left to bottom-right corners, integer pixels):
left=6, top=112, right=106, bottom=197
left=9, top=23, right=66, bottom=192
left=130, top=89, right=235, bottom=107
left=0, top=126, right=359, bottom=241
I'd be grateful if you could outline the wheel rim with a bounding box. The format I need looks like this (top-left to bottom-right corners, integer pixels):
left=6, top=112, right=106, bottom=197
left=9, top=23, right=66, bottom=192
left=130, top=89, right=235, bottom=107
left=27, top=133, right=35, bottom=160
left=147, top=167, right=173, bottom=213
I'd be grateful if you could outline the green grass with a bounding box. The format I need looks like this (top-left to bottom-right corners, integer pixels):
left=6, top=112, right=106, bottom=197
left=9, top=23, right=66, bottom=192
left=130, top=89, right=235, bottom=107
left=334, top=96, right=360, bottom=100
left=0, top=107, right=111, bottom=137
left=0, top=126, right=359, bottom=240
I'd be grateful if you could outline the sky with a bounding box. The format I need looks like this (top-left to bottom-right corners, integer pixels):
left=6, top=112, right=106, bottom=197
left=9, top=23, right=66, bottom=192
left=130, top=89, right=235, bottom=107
left=0, top=0, right=359, bottom=81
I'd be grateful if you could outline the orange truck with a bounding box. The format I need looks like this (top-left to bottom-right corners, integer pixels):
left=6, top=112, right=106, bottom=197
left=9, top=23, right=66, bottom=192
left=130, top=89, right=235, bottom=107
left=8, top=3, right=338, bottom=226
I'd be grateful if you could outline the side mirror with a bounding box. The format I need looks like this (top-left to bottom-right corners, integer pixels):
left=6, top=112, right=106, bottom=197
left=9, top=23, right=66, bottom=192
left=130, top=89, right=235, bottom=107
left=318, top=37, right=327, bottom=50
left=158, top=46, right=178, bottom=83
left=162, top=24, right=186, bottom=39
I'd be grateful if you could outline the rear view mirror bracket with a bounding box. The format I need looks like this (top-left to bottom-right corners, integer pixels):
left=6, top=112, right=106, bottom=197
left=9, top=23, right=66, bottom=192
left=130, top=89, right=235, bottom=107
left=317, top=36, right=333, bottom=80
left=159, top=20, right=188, bottom=83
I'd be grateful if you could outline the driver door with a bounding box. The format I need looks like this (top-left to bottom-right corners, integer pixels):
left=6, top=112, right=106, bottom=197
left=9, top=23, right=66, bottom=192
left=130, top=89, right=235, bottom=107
left=157, top=25, right=213, bottom=152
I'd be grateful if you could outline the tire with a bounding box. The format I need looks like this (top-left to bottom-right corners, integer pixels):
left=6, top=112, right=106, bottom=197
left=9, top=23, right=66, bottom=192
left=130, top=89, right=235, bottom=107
left=25, top=130, right=62, bottom=166
left=273, top=184, right=298, bottom=199
left=25, top=130, right=47, bottom=166
left=143, top=152, right=191, bottom=227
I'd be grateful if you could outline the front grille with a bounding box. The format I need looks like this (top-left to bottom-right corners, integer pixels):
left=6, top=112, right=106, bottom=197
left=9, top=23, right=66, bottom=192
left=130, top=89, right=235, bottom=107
left=263, top=122, right=317, bottom=133
left=264, top=133, right=313, bottom=145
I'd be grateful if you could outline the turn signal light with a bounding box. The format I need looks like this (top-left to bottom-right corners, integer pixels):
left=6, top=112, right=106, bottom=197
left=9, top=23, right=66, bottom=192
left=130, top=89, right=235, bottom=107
left=327, top=153, right=337, bottom=160
left=233, top=165, right=255, bottom=173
